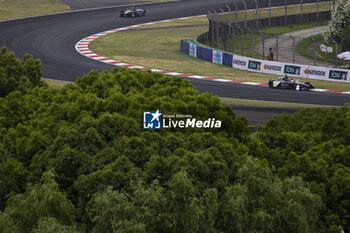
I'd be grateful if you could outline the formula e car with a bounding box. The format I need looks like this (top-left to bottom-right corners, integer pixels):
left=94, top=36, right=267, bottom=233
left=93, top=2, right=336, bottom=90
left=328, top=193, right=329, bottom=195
left=268, top=75, right=314, bottom=90
left=120, top=6, right=146, bottom=17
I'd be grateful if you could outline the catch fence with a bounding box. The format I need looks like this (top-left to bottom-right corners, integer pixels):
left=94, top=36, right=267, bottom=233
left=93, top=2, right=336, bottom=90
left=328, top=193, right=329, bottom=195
left=198, top=0, right=342, bottom=67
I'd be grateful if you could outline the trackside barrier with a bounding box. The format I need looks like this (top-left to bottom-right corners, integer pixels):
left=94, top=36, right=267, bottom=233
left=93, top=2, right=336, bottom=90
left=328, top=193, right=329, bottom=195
left=180, top=39, right=350, bottom=83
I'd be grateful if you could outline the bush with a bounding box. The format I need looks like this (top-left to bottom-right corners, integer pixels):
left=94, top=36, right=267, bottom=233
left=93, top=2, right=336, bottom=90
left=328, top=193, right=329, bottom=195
left=0, top=46, right=46, bottom=97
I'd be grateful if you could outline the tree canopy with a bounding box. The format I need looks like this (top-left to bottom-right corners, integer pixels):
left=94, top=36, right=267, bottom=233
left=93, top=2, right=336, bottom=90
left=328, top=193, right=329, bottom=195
left=255, top=106, right=350, bottom=232
left=325, top=0, right=350, bottom=43
left=0, top=63, right=325, bottom=232
left=341, top=17, right=350, bottom=52
left=0, top=46, right=46, bottom=97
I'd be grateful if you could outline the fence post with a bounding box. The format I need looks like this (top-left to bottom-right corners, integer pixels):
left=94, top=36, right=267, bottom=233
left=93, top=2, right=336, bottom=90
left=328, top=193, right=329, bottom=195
left=210, top=11, right=215, bottom=48
left=274, top=34, right=279, bottom=61
left=269, top=0, right=271, bottom=27
left=230, top=25, right=235, bottom=54
left=248, top=28, right=254, bottom=58
left=206, top=13, right=211, bottom=46
left=238, top=26, right=244, bottom=55
left=332, top=39, right=338, bottom=67
left=300, top=0, right=303, bottom=24
left=214, top=10, right=220, bottom=49
left=225, top=5, right=231, bottom=26
left=285, top=0, right=288, bottom=26
left=290, top=35, right=295, bottom=63
left=233, top=2, right=238, bottom=28
left=242, top=0, right=248, bottom=30
left=253, top=0, right=259, bottom=29
left=259, top=31, right=265, bottom=60
left=317, top=0, right=319, bottom=23
left=208, top=11, right=214, bottom=47
left=311, top=37, right=317, bottom=65
left=219, top=8, right=226, bottom=51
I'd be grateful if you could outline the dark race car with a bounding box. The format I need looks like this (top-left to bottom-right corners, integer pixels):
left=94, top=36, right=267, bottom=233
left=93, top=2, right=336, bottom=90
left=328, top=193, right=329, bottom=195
left=268, top=75, right=314, bottom=91
left=120, top=6, right=146, bottom=17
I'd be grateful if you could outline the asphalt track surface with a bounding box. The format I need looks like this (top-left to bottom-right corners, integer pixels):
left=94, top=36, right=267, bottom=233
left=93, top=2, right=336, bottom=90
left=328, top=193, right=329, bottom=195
left=0, top=0, right=349, bottom=107
left=60, top=0, right=157, bottom=10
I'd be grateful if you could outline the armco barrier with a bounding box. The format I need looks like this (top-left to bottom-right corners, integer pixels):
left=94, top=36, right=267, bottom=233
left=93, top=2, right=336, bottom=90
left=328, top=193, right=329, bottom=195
left=180, top=39, right=350, bottom=83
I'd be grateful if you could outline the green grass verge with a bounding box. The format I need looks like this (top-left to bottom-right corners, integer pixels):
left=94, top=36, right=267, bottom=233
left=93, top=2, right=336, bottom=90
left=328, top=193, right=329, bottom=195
left=140, top=17, right=208, bottom=28
left=0, top=0, right=70, bottom=21
left=89, top=26, right=272, bottom=81
left=44, top=79, right=69, bottom=89
left=216, top=2, right=333, bottom=23
left=220, top=97, right=339, bottom=109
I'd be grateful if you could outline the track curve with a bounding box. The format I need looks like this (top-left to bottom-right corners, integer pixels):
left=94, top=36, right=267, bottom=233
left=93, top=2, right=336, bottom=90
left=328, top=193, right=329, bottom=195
left=0, top=0, right=349, bottom=106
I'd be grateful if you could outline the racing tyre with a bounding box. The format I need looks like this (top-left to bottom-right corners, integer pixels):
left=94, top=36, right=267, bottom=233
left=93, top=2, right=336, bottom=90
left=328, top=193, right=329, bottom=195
left=268, top=79, right=273, bottom=88
left=305, top=81, right=314, bottom=89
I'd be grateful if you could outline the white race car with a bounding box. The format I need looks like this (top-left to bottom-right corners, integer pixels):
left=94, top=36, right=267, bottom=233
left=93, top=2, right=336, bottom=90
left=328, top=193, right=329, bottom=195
left=268, top=75, right=314, bottom=91
left=120, top=6, right=146, bottom=17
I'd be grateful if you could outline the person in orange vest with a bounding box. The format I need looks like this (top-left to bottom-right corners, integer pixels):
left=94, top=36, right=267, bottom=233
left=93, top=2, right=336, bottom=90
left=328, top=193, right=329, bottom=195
left=268, top=47, right=274, bottom=61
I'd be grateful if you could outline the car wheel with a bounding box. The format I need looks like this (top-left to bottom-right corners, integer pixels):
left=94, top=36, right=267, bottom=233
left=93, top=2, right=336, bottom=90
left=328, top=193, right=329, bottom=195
left=305, top=81, right=314, bottom=89
left=268, top=79, right=273, bottom=88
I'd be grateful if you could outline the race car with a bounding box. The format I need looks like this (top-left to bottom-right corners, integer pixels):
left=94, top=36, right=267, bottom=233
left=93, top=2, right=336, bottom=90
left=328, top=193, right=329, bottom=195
left=120, top=6, right=146, bottom=17
left=268, top=75, right=314, bottom=90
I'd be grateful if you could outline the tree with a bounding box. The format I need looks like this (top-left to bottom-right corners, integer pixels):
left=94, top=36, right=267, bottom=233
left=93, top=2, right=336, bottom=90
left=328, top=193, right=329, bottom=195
left=1, top=170, right=77, bottom=233
left=341, top=18, right=350, bottom=51
left=0, top=145, right=28, bottom=210
left=0, top=47, right=46, bottom=97
left=255, top=105, right=350, bottom=232
left=325, top=0, right=350, bottom=43
left=32, top=218, right=80, bottom=233
left=218, top=157, right=322, bottom=233
left=87, top=180, right=170, bottom=233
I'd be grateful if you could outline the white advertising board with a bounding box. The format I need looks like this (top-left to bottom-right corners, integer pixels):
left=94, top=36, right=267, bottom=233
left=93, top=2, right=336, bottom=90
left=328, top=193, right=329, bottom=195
left=232, top=55, right=249, bottom=70
left=190, top=41, right=350, bottom=83
left=304, top=65, right=329, bottom=81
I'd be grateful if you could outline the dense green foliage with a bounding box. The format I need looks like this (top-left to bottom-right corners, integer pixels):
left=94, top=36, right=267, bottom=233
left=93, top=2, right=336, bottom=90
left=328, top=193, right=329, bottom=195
left=341, top=18, right=350, bottom=52
left=0, top=46, right=46, bottom=97
left=0, top=66, right=324, bottom=232
left=255, top=107, right=350, bottom=232
left=325, top=0, right=350, bottom=43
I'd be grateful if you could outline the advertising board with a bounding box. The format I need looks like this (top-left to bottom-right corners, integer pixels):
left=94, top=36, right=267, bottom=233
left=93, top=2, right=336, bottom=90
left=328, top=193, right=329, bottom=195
left=181, top=40, right=350, bottom=83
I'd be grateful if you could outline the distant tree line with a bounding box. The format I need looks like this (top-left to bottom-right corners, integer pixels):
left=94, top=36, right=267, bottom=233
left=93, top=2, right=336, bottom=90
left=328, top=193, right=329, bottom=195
left=0, top=47, right=349, bottom=232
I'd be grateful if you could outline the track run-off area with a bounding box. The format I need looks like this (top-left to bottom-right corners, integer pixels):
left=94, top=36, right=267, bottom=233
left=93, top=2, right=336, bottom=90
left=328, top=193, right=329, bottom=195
left=0, top=0, right=349, bottom=106
left=75, top=16, right=350, bottom=96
